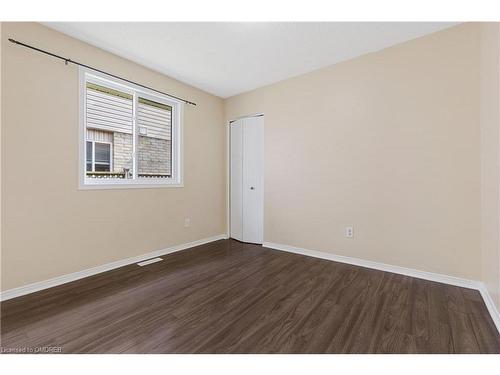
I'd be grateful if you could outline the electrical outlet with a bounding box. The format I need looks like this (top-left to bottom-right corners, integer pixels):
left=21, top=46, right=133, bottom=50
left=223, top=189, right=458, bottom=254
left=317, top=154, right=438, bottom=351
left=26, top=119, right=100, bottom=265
left=345, top=226, right=354, bottom=238
left=184, top=218, right=190, bottom=228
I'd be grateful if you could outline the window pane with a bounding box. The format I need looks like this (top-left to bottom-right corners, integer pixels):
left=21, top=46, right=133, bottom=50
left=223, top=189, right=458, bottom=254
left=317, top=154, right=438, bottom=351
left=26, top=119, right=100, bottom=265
left=85, top=82, right=133, bottom=179
left=94, top=143, right=110, bottom=164
left=86, top=141, right=92, bottom=163
left=86, top=141, right=93, bottom=172
left=94, top=163, right=111, bottom=172
left=137, top=97, right=172, bottom=179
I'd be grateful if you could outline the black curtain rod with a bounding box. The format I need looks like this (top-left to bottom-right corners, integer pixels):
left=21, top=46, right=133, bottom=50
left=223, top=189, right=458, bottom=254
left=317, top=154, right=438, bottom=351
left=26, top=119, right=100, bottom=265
left=8, top=38, right=197, bottom=106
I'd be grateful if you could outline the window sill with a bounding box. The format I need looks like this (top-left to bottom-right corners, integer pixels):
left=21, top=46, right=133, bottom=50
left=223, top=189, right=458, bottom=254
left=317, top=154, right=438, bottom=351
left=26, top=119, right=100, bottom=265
left=79, top=179, right=183, bottom=190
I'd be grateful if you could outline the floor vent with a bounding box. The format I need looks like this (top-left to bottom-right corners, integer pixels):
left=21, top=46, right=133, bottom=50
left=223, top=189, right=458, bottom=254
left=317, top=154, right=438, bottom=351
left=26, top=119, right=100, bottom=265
left=137, top=258, right=163, bottom=267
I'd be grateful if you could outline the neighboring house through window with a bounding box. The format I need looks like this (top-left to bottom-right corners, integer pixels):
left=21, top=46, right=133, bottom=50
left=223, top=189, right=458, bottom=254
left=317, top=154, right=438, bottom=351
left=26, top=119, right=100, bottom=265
left=80, top=68, right=182, bottom=188
left=87, top=142, right=112, bottom=172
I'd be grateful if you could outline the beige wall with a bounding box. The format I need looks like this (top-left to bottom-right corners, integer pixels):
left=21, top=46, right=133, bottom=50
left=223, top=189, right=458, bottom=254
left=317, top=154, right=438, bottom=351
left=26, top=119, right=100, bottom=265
left=1, top=22, right=226, bottom=291
left=225, top=23, right=482, bottom=280
left=480, top=23, right=500, bottom=310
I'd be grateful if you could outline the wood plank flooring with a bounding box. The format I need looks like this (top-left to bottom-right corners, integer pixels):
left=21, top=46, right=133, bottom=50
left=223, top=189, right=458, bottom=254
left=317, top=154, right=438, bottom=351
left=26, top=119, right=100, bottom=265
left=1, top=239, right=499, bottom=353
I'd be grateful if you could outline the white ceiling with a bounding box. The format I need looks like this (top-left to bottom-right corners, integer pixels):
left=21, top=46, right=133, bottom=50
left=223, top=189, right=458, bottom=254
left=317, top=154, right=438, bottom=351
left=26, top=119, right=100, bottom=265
left=44, top=22, right=458, bottom=98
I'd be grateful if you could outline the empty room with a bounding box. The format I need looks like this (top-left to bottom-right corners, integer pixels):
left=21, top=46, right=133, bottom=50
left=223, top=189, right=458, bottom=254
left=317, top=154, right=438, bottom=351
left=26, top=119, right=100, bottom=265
left=2, top=2, right=500, bottom=369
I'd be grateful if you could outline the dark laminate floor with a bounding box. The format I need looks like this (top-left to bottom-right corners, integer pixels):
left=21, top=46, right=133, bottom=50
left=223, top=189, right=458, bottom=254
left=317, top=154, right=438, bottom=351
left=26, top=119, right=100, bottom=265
left=1, top=239, right=499, bottom=354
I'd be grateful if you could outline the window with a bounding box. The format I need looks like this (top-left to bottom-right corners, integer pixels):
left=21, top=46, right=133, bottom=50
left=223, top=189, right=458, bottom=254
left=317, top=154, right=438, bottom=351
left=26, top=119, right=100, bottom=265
left=86, top=141, right=112, bottom=173
left=80, top=68, right=182, bottom=188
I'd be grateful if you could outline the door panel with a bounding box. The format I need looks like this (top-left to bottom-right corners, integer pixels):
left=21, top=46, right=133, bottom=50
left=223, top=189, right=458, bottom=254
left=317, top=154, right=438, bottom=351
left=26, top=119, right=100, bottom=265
left=242, top=116, right=264, bottom=244
left=230, top=120, right=243, bottom=241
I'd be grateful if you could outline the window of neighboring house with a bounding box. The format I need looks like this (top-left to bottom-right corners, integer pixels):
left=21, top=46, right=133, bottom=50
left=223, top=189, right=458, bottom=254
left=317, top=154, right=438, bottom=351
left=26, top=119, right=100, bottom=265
left=80, top=68, right=183, bottom=189
left=86, top=141, right=112, bottom=172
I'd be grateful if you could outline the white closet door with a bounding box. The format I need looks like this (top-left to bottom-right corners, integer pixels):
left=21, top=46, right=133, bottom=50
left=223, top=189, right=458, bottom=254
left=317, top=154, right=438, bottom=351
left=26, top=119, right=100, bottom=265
left=230, top=116, right=264, bottom=244
left=242, top=116, right=264, bottom=243
left=230, top=119, right=244, bottom=242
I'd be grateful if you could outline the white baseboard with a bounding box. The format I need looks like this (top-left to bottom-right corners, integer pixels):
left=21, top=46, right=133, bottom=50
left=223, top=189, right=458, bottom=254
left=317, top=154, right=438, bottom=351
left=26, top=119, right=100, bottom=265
left=0, top=234, right=228, bottom=302
left=263, top=241, right=480, bottom=289
left=477, top=283, right=500, bottom=333
left=263, top=241, right=500, bottom=334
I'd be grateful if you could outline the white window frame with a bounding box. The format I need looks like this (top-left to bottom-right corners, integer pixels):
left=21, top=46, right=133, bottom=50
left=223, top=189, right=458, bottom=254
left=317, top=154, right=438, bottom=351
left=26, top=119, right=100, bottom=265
left=86, top=140, right=113, bottom=172
left=79, top=67, right=183, bottom=189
